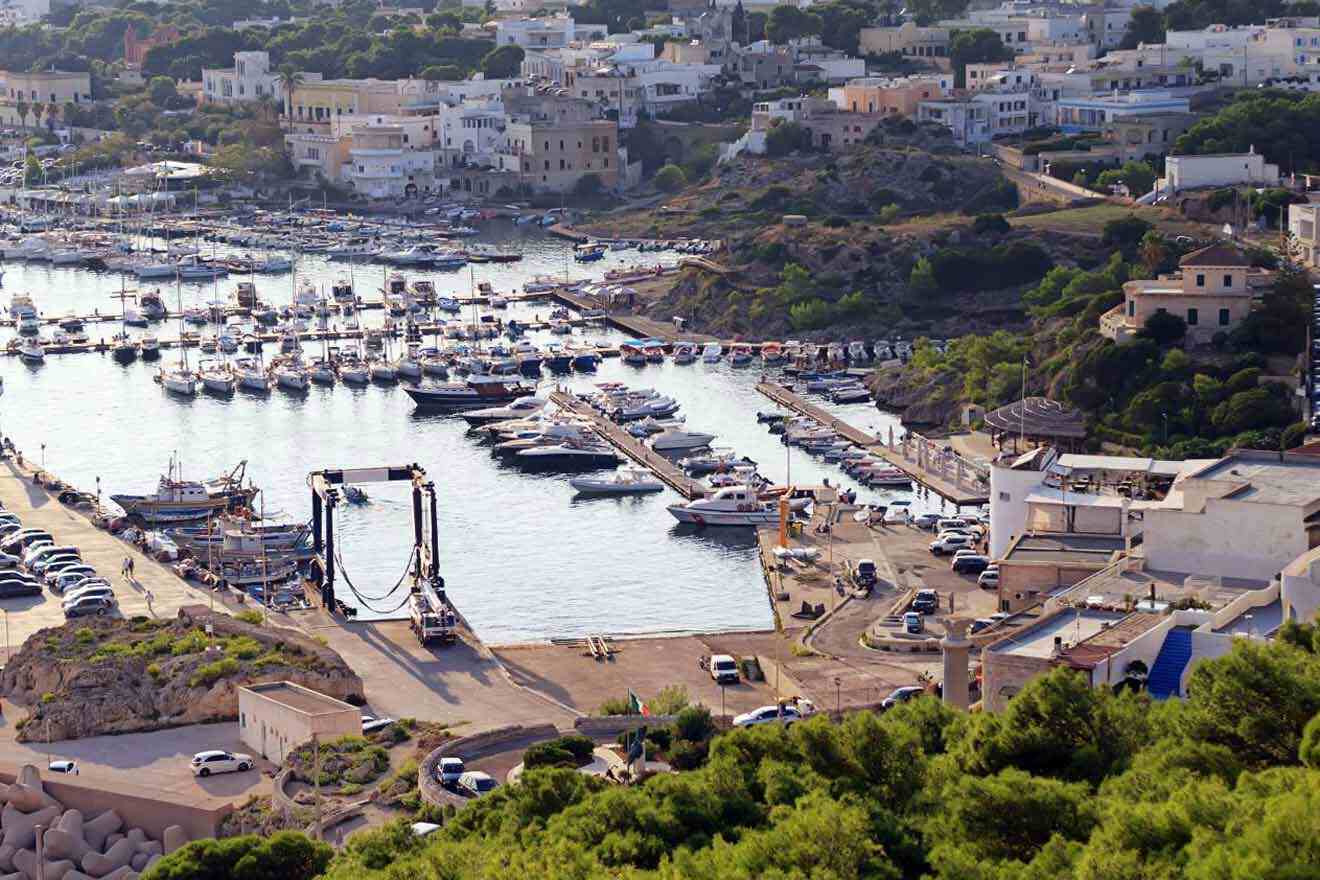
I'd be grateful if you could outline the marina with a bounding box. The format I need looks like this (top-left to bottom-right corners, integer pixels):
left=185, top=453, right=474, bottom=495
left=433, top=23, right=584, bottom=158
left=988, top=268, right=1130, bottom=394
left=0, top=225, right=944, bottom=644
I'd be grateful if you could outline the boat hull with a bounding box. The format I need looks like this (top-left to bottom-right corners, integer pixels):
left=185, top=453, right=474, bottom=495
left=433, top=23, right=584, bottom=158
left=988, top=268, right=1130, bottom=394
left=666, top=506, right=778, bottom=526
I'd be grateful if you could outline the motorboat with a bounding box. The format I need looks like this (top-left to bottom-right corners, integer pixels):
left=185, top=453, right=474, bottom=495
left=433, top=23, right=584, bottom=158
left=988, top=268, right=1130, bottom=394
left=59, top=313, right=84, bottom=332
left=111, top=332, right=136, bottom=365
left=619, top=342, right=646, bottom=366
left=570, top=466, right=664, bottom=494
left=847, top=341, right=869, bottom=362
left=701, top=342, right=723, bottom=363
left=139, top=336, right=161, bottom=360
left=137, top=289, right=164, bottom=321
left=16, top=337, right=44, bottom=363
left=571, top=348, right=600, bottom=371
left=218, top=332, right=239, bottom=354
left=515, top=439, right=620, bottom=470
left=404, top=376, right=535, bottom=411
left=460, top=396, right=548, bottom=426
left=671, top=343, right=697, bottom=365
left=683, top=450, right=757, bottom=476
left=761, top=342, right=785, bottom=365
left=861, top=467, right=912, bottom=488
left=729, top=344, right=754, bottom=366
left=830, top=384, right=871, bottom=404
left=642, top=340, right=666, bottom=363
left=16, top=315, right=40, bottom=336
left=666, top=485, right=781, bottom=527
left=574, top=242, right=607, bottom=262
left=435, top=297, right=461, bottom=313
left=650, top=429, right=716, bottom=452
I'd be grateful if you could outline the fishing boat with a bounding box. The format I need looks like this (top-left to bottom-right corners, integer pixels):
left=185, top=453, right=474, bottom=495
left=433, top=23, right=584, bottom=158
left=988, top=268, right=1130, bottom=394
left=574, top=242, right=607, bottom=262
left=569, top=466, right=664, bottom=494
left=111, top=459, right=255, bottom=524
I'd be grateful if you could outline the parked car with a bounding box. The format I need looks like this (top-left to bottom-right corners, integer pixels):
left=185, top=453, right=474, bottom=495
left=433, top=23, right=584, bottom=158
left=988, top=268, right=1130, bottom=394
left=929, top=534, right=972, bottom=555
left=912, top=513, right=942, bottom=530
left=63, top=595, right=114, bottom=618
left=709, top=653, right=740, bottom=684
left=457, top=771, right=497, bottom=797
left=935, top=518, right=966, bottom=532
left=952, top=554, right=991, bottom=575
left=903, top=612, right=924, bottom=634
left=0, top=523, right=23, bottom=538
left=852, top=559, right=877, bottom=588
left=3, top=530, right=52, bottom=554
left=911, top=589, right=939, bottom=614
left=436, top=757, right=465, bottom=785
left=47, top=760, right=78, bottom=775
left=977, top=568, right=1000, bottom=589
left=881, top=686, right=926, bottom=710
left=190, top=750, right=254, bottom=777
left=62, top=583, right=114, bottom=606
left=969, top=618, right=996, bottom=635
left=47, top=564, right=95, bottom=586
left=52, top=572, right=104, bottom=594
left=733, top=700, right=815, bottom=727
left=0, top=579, right=41, bottom=599
left=33, top=554, right=82, bottom=577
left=24, top=544, right=78, bottom=569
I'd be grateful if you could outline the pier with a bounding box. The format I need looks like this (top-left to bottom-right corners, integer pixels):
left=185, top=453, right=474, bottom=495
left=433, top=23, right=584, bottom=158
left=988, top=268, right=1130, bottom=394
left=548, top=390, right=707, bottom=499
left=755, top=382, right=990, bottom=508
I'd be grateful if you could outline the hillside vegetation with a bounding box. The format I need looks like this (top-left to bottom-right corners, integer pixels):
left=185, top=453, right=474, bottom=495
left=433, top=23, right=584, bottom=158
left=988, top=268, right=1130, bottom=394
left=288, top=632, right=1320, bottom=880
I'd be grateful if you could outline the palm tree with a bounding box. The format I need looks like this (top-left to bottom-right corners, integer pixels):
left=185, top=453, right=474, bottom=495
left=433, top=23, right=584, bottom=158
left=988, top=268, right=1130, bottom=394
left=14, top=100, right=27, bottom=129
left=274, top=64, right=303, bottom=122
left=42, top=102, right=55, bottom=130
left=30, top=103, right=43, bottom=130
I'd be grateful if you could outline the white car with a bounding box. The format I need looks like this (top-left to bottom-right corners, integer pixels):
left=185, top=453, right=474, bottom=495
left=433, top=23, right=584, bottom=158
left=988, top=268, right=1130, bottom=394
left=190, top=750, right=254, bottom=777
left=709, top=654, right=740, bottom=684
left=457, top=771, right=497, bottom=797
left=47, top=760, right=77, bottom=774
left=62, top=583, right=114, bottom=606
left=929, top=534, right=973, bottom=555
left=436, top=757, right=465, bottom=785
left=977, top=569, right=1000, bottom=589
left=0, top=551, right=20, bottom=569
left=732, top=700, right=816, bottom=728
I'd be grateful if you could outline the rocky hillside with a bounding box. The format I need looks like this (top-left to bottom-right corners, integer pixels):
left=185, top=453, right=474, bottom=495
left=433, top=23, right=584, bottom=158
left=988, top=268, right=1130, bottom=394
left=2, top=607, right=363, bottom=741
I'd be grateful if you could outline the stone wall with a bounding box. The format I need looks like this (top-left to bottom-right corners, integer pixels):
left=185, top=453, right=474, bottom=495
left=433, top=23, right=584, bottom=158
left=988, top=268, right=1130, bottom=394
left=418, top=724, right=560, bottom=806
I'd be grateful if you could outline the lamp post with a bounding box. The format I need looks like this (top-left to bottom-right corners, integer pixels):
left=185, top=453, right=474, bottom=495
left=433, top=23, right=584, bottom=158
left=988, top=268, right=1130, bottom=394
left=834, top=676, right=841, bottom=716
left=39, top=443, right=45, bottom=473
left=719, top=683, right=726, bottom=728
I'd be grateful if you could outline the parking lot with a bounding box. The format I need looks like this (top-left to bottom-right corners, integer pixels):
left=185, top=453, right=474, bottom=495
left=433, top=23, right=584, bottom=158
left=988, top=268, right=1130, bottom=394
left=0, top=461, right=223, bottom=660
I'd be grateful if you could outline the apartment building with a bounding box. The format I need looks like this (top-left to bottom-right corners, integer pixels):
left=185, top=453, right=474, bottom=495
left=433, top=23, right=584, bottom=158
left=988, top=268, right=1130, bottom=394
left=1289, top=202, right=1320, bottom=269
left=495, top=14, right=606, bottom=49
left=287, top=79, right=400, bottom=129
left=498, top=95, right=620, bottom=192
left=917, top=90, right=1035, bottom=145
left=1161, top=150, right=1280, bottom=195
left=0, top=69, right=92, bottom=128
left=858, top=22, right=951, bottom=65
left=1055, top=91, right=1190, bottom=132
left=344, top=124, right=436, bottom=198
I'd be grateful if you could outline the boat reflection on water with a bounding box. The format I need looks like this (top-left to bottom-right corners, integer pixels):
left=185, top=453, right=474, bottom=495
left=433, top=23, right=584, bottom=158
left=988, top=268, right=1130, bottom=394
left=666, top=521, right=761, bottom=553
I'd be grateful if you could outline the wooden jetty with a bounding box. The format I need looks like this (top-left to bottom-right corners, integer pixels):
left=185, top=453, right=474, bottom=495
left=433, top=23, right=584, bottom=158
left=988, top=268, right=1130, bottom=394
left=756, top=381, right=990, bottom=508
left=549, top=390, right=707, bottom=500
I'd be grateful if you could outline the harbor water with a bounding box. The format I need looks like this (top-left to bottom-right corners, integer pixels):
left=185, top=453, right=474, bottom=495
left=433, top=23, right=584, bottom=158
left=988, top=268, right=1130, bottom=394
left=0, top=224, right=937, bottom=643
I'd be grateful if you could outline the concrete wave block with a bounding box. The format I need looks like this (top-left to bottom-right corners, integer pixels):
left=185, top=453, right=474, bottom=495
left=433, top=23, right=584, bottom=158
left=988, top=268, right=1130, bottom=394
left=132, top=842, right=160, bottom=858
left=43, top=829, right=91, bottom=865
left=140, top=854, right=159, bottom=874
left=161, top=827, right=186, bottom=855
left=102, top=835, right=123, bottom=852
left=100, top=868, right=136, bottom=880
left=12, top=849, right=74, bottom=880
left=2, top=803, right=61, bottom=850
left=82, top=812, right=122, bottom=853
left=129, top=854, right=148, bottom=873
left=81, top=838, right=134, bottom=877
left=122, top=830, right=146, bottom=849
left=0, top=843, right=15, bottom=872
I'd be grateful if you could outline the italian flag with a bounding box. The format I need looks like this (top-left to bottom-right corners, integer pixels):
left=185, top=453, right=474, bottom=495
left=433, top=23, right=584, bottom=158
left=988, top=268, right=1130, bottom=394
left=628, top=690, right=651, bottom=717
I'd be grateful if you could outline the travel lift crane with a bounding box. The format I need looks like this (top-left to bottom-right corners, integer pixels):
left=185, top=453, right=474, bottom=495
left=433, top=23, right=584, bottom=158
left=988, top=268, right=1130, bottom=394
left=308, top=464, right=457, bottom=645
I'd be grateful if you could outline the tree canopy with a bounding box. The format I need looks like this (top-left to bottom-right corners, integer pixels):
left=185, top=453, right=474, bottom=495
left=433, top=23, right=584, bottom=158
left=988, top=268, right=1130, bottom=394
left=949, top=28, right=1013, bottom=88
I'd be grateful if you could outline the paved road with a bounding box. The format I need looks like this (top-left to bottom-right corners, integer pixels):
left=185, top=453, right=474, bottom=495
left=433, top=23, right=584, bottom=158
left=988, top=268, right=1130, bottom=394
left=0, top=461, right=235, bottom=662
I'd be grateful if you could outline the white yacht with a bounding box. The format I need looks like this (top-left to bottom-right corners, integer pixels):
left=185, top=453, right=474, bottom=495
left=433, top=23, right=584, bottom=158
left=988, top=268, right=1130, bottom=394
left=159, top=365, right=197, bottom=396
left=650, top=429, right=715, bottom=452
left=460, top=396, right=548, bottom=426
left=17, top=337, right=44, bottom=363
left=273, top=360, right=310, bottom=391
left=701, top=342, right=723, bottom=363
left=666, top=486, right=780, bottom=527
left=16, top=315, right=41, bottom=335
left=570, top=466, right=664, bottom=494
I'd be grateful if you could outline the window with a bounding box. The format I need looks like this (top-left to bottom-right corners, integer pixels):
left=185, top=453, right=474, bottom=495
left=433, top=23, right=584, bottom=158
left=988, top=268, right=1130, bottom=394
left=998, top=491, right=1010, bottom=501
left=1223, top=273, right=1232, bottom=287
left=1127, top=299, right=1135, bottom=317
left=1219, top=308, right=1230, bottom=326
left=1195, top=274, right=1205, bottom=287
left=1187, top=307, right=1198, bottom=325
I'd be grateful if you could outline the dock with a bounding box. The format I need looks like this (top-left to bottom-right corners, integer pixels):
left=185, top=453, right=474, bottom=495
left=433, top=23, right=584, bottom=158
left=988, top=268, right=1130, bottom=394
left=756, top=382, right=990, bottom=508
left=549, top=390, right=707, bottom=499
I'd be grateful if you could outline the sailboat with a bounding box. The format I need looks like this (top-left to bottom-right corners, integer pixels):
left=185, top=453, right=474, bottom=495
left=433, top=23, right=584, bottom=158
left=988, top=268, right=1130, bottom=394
left=110, top=283, right=137, bottom=365
left=159, top=275, right=197, bottom=396
left=198, top=357, right=236, bottom=395
left=309, top=331, right=336, bottom=385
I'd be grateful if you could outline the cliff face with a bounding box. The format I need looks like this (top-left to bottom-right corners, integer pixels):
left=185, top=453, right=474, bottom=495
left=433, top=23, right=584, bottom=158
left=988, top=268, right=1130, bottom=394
left=2, top=608, right=363, bottom=741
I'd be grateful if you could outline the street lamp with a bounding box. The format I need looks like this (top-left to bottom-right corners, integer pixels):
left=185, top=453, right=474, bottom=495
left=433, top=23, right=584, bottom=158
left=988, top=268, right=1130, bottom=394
left=39, top=443, right=45, bottom=472
left=719, top=683, right=726, bottom=727
left=834, top=677, right=841, bottom=716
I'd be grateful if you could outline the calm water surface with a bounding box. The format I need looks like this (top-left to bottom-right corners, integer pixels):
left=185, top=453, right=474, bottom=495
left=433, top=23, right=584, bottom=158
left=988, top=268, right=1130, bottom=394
left=0, top=224, right=939, bottom=642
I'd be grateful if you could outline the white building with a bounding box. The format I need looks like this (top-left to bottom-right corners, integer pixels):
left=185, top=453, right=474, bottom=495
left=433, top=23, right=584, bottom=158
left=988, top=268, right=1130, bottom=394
left=495, top=14, right=606, bottom=49
left=0, top=0, right=49, bottom=25
left=1161, top=149, right=1280, bottom=196
left=433, top=98, right=507, bottom=167
left=1055, top=91, right=1190, bottom=132
left=917, top=89, right=1035, bottom=145
left=344, top=124, right=436, bottom=199
left=1289, top=201, right=1320, bottom=268
left=238, top=682, right=360, bottom=765
left=202, top=51, right=284, bottom=105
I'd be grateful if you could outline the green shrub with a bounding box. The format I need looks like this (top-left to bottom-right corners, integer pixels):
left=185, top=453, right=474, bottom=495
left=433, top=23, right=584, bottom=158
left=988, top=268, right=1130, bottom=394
left=667, top=737, right=709, bottom=770
left=875, top=204, right=900, bottom=224
left=649, top=684, right=690, bottom=716
left=224, top=636, right=263, bottom=661
left=598, top=696, right=632, bottom=716
left=654, top=163, right=687, bottom=193
left=524, top=734, right=595, bottom=769
left=236, top=610, right=264, bottom=626
left=146, top=662, right=162, bottom=680
left=189, top=657, right=240, bottom=688
left=92, top=643, right=129, bottom=660
left=673, top=706, right=717, bottom=743
left=171, top=630, right=209, bottom=656
left=41, top=692, right=55, bottom=704
left=74, top=628, right=95, bottom=646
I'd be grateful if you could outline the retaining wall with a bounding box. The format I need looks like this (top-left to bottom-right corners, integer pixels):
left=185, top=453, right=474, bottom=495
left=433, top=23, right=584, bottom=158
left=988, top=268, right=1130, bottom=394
left=418, top=723, right=560, bottom=806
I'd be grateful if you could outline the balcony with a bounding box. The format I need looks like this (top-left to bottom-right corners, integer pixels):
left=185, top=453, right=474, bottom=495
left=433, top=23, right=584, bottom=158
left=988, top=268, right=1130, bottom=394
left=1099, top=304, right=1134, bottom=341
